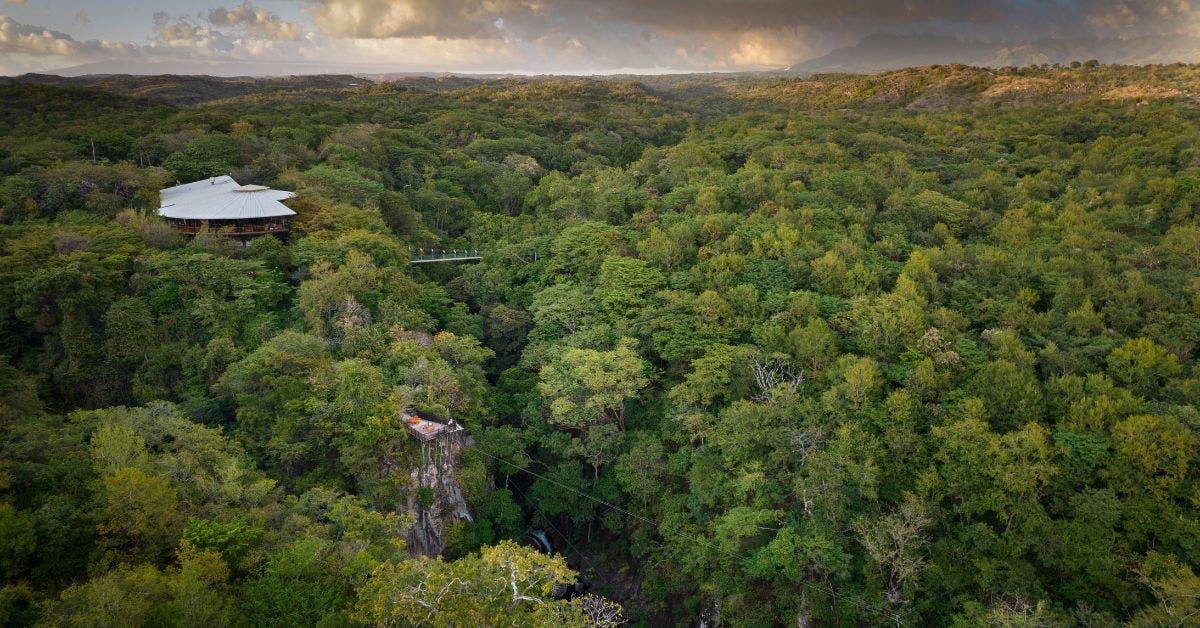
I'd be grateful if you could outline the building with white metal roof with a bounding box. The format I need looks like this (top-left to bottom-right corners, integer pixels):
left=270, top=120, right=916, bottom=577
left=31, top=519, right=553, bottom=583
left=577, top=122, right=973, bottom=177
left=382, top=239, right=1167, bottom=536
left=159, top=176, right=296, bottom=238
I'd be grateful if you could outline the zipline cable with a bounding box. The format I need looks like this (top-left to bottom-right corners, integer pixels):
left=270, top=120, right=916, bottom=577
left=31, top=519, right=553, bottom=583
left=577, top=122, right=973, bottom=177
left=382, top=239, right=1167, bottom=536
left=470, top=445, right=909, bottom=626
left=507, top=480, right=631, bottom=597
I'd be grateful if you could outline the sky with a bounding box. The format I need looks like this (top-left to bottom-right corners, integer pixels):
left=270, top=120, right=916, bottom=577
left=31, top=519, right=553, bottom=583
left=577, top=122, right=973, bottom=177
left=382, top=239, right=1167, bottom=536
left=2, top=1, right=1200, bottom=76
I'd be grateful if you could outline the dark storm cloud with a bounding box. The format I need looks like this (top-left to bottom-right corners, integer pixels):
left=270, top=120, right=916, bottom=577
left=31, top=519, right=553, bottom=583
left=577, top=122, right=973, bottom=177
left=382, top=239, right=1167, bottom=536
left=305, top=1, right=1198, bottom=41
left=4, top=0, right=1199, bottom=75
left=300, top=0, right=1200, bottom=70
left=292, top=0, right=1200, bottom=70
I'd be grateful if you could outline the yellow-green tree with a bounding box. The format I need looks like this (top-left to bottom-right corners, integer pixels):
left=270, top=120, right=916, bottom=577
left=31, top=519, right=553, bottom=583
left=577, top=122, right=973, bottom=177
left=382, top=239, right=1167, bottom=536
left=539, top=338, right=649, bottom=431
left=354, top=540, right=623, bottom=627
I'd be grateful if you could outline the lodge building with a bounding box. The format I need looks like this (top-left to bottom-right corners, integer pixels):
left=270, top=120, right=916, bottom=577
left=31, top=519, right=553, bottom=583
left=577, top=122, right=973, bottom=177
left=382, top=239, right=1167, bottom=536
left=159, top=175, right=296, bottom=240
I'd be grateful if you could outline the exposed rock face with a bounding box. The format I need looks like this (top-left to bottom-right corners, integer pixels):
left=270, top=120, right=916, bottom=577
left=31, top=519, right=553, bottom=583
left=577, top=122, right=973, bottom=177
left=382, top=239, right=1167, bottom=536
left=403, top=431, right=472, bottom=556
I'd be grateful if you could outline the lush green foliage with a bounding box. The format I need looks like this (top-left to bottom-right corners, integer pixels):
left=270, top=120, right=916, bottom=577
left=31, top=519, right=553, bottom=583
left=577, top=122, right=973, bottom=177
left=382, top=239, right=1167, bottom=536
left=4, top=64, right=1200, bottom=625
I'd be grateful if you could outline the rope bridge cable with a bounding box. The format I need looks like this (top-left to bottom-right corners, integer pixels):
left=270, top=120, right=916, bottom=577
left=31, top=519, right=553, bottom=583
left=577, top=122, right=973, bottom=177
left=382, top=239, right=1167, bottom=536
left=470, top=445, right=910, bottom=627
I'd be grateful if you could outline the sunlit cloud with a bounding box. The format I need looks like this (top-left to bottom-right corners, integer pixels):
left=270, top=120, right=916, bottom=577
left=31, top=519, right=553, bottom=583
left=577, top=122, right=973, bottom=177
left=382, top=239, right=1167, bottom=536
left=309, top=0, right=541, bottom=39
left=208, top=3, right=302, bottom=41
left=0, top=15, right=138, bottom=75
left=0, top=15, right=131, bottom=57
left=152, top=13, right=236, bottom=52
left=0, top=16, right=80, bottom=55
left=302, top=0, right=817, bottom=70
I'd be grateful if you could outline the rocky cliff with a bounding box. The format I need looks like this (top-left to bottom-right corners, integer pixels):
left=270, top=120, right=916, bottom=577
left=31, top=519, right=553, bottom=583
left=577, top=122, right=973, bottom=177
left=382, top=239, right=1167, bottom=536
left=402, top=431, right=473, bottom=556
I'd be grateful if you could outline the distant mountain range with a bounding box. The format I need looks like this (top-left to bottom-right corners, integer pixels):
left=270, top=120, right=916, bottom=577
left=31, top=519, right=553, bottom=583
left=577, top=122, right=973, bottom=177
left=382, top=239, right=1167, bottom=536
left=789, top=33, right=1200, bottom=74
left=28, top=33, right=1200, bottom=81
left=43, top=59, right=412, bottom=79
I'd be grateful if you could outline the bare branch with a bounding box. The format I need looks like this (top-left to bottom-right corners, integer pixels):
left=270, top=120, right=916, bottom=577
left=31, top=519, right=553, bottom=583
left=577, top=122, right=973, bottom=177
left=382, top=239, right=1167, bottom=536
left=577, top=594, right=626, bottom=627
left=752, top=355, right=804, bottom=401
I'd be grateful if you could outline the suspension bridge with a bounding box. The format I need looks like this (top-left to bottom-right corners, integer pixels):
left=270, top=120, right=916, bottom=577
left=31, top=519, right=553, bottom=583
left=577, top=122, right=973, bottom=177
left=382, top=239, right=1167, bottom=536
left=410, top=248, right=482, bottom=264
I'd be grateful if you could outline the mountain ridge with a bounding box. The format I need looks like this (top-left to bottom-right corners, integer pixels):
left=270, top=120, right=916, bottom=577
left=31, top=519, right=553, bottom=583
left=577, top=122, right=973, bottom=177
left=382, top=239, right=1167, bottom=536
left=3, top=73, right=371, bottom=105
left=791, top=32, right=1200, bottom=73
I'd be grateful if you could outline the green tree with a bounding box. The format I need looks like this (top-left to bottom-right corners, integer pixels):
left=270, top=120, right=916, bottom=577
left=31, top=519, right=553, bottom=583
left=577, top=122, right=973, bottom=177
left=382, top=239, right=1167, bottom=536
left=615, top=433, right=667, bottom=507
left=971, top=359, right=1044, bottom=431
left=539, top=338, right=649, bottom=431
left=162, top=134, right=242, bottom=182
left=549, top=221, right=624, bottom=279
left=0, top=504, right=36, bottom=581
left=240, top=537, right=355, bottom=627
left=574, top=423, right=624, bottom=483
left=42, top=548, right=234, bottom=628
left=594, top=256, right=665, bottom=323
left=182, top=518, right=262, bottom=573
left=1112, top=414, right=1196, bottom=500
left=1107, top=337, right=1181, bottom=397
left=98, top=467, right=183, bottom=563
left=1129, top=551, right=1200, bottom=627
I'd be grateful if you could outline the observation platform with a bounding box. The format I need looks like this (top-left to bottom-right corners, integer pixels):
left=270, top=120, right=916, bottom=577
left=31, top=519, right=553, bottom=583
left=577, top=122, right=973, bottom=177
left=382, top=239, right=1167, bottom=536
left=410, top=249, right=482, bottom=264
left=402, top=411, right=464, bottom=443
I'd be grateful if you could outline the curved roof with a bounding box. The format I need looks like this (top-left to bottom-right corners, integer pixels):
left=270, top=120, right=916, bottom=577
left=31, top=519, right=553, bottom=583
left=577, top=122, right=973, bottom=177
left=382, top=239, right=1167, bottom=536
left=159, top=176, right=296, bottom=220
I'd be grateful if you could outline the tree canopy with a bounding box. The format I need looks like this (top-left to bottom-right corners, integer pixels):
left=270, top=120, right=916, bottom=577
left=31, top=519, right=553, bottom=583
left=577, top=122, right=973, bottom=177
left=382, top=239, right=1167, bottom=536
left=4, top=63, right=1200, bottom=624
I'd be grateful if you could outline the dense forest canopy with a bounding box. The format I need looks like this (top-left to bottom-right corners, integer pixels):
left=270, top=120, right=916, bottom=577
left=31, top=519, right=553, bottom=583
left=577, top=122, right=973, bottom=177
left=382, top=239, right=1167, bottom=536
left=4, top=62, right=1200, bottom=625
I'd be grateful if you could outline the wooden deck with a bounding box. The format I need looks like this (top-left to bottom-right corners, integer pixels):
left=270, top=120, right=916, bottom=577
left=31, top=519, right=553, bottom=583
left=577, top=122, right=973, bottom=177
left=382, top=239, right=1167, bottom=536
left=402, top=411, right=463, bottom=443
left=169, top=221, right=290, bottom=236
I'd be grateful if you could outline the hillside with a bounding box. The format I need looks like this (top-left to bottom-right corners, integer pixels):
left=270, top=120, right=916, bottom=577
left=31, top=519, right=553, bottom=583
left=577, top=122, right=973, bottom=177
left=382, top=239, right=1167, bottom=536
left=4, top=73, right=370, bottom=105
left=793, top=32, right=1200, bottom=73
left=15, top=63, right=1200, bottom=112
left=676, top=64, right=1200, bottom=112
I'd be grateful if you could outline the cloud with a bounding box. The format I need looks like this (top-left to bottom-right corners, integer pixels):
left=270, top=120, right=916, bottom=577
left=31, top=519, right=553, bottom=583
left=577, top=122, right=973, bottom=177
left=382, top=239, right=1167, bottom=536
left=297, top=0, right=1200, bottom=71
left=6, top=1, right=1200, bottom=76
left=309, top=0, right=540, bottom=39
left=0, top=15, right=132, bottom=57
left=208, top=3, right=303, bottom=41
left=303, top=0, right=826, bottom=69
left=0, top=16, right=80, bottom=55
left=0, top=9, right=299, bottom=76
left=148, top=4, right=307, bottom=57
left=0, top=15, right=141, bottom=75
left=1081, top=0, right=1200, bottom=36
left=319, top=35, right=523, bottom=68
left=727, top=30, right=805, bottom=67
left=152, top=13, right=235, bottom=52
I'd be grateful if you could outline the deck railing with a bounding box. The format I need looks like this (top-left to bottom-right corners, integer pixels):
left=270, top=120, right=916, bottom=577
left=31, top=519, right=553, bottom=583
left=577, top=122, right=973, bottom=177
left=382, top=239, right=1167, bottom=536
left=171, top=222, right=290, bottom=235
left=410, top=249, right=483, bottom=264
left=402, top=411, right=465, bottom=443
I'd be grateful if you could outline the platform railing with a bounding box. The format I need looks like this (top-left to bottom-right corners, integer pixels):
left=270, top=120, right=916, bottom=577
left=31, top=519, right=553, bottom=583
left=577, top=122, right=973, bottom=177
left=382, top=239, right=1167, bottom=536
left=171, top=222, right=289, bottom=235
left=410, top=249, right=483, bottom=263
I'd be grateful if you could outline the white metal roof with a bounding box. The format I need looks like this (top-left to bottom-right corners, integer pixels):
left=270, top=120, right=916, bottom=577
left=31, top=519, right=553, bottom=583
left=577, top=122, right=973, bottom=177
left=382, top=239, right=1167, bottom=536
left=159, top=176, right=296, bottom=220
